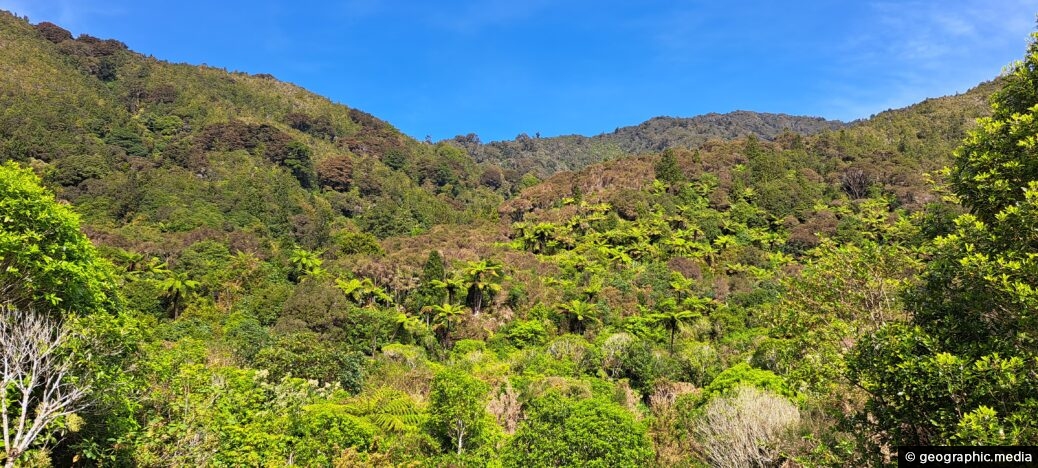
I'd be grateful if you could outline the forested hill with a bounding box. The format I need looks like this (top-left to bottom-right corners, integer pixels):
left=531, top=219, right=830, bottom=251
left=448, top=111, right=847, bottom=177
left=4, top=7, right=1038, bottom=467
left=0, top=10, right=511, bottom=247
left=499, top=79, right=998, bottom=223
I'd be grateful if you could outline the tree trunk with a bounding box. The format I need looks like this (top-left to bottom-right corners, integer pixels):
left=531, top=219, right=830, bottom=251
left=455, top=421, right=466, bottom=455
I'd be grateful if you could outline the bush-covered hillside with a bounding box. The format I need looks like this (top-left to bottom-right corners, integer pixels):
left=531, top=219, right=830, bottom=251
left=449, top=111, right=847, bottom=178
left=2, top=9, right=1035, bottom=467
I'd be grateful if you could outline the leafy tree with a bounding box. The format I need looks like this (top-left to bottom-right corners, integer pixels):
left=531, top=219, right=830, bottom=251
left=346, top=387, right=425, bottom=434
left=430, top=275, right=468, bottom=306
left=430, top=303, right=466, bottom=346
left=253, top=332, right=365, bottom=392
left=0, top=162, right=140, bottom=465
left=503, top=393, right=653, bottom=467
left=335, top=277, right=392, bottom=307
left=0, top=162, right=119, bottom=315
left=34, top=22, right=72, bottom=43
left=156, top=270, right=198, bottom=319
left=652, top=306, right=700, bottom=354
left=426, top=368, right=493, bottom=455
left=703, top=363, right=795, bottom=401
left=291, top=403, right=376, bottom=464
left=289, top=247, right=325, bottom=281
left=461, top=259, right=503, bottom=315
left=655, top=148, right=686, bottom=189
left=412, top=251, right=447, bottom=309
left=557, top=299, right=598, bottom=334
left=317, top=155, right=353, bottom=191
left=504, top=319, right=549, bottom=348
left=761, top=240, right=919, bottom=394
left=848, top=31, right=1038, bottom=446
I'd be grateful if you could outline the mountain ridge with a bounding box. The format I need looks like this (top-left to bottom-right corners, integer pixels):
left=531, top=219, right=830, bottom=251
left=447, top=110, right=847, bottom=178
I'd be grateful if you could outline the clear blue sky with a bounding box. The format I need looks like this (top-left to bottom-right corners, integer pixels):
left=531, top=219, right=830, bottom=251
left=2, top=1, right=1034, bottom=142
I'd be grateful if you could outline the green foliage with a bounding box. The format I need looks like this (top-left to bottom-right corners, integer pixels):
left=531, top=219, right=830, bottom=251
left=426, top=368, right=494, bottom=455
left=156, top=270, right=198, bottom=319
left=134, top=359, right=342, bottom=466
left=253, top=332, right=365, bottom=392
left=847, top=325, right=1037, bottom=445
left=952, top=34, right=1038, bottom=224
left=557, top=299, right=598, bottom=334
left=761, top=239, right=919, bottom=394
left=0, top=161, right=119, bottom=315
left=346, top=387, right=425, bottom=434
left=502, top=393, right=653, bottom=467
left=703, top=362, right=795, bottom=401
left=504, top=319, right=549, bottom=348
left=1, top=11, right=1031, bottom=465
left=654, top=148, right=685, bottom=188
left=461, top=259, right=504, bottom=315
left=292, top=403, right=376, bottom=464
left=847, top=31, right=1038, bottom=448
left=105, top=126, right=149, bottom=157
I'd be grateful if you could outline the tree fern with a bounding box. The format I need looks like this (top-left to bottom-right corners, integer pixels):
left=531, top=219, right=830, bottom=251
left=345, top=387, right=425, bottom=434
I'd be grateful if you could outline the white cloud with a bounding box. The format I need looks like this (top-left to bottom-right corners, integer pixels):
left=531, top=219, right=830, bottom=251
left=820, top=0, right=1036, bottom=119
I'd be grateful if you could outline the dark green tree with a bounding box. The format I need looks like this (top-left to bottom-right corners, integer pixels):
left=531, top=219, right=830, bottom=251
left=412, top=250, right=446, bottom=310
left=654, top=148, right=685, bottom=188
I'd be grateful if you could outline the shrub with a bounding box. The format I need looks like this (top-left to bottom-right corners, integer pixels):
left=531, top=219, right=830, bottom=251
left=694, top=386, right=800, bottom=468
left=503, top=394, right=653, bottom=467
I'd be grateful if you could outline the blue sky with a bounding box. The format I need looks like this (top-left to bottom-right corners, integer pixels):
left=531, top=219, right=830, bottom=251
left=2, top=1, right=1035, bottom=142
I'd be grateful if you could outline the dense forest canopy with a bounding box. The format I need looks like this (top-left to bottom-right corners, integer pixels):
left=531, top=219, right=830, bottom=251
left=1, top=9, right=1036, bottom=467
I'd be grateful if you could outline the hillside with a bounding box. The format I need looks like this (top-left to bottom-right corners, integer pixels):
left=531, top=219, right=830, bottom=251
left=2, top=9, right=1037, bottom=468
left=449, top=111, right=846, bottom=177
left=502, top=80, right=997, bottom=224
left=0, top=12, right=511, bottom=253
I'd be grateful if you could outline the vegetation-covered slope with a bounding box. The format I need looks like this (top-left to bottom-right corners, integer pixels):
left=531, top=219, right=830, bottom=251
left=450, top=111, right=846, bottom=178
left=0, top=12, right=514, bottom=249
left=2, top=9, right=1035, bottom=467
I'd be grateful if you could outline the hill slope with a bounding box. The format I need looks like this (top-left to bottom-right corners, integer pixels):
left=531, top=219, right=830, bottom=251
left=2, top=9, right=1030, bottom=468
left=0, top=12, right=511, bottom=256
left=449, top=111, right=846, bottom=177
left=500, top=80, right=997, bottom=220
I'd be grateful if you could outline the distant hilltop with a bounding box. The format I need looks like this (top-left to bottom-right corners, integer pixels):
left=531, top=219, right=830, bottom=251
left=447, top=111, right=847, bottom=178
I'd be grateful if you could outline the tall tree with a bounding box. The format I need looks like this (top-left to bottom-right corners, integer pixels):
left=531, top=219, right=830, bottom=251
left=652, top=306, right=700, bottom=354
left=431, top=303, right=466, bottom=346
left=157, top=271, right=198, bottom=319
left=557, top=299, right=598, bottom=335
left=848, top=31, right=1038, bottom=446
left=461, top=260, right=503, bottom=315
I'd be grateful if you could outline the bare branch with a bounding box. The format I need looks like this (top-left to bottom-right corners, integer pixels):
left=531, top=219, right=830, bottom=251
left=1, top=304, right=90, bottom=466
